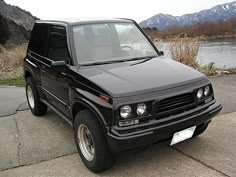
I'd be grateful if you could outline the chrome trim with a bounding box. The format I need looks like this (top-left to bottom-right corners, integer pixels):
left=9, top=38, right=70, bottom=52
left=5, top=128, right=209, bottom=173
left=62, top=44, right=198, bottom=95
left=26, top=58, right=37, bottom=68
left=39, top=85, right=67, bottom=106
left=29, top=50, right=53, bottom=62
left=28, top=51, right=51, bottom=67
left=41, top=99, right=72, bottom=126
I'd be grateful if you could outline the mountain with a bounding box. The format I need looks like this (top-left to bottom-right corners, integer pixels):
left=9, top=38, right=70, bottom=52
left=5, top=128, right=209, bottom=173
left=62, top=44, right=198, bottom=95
left=139, top=1, right=236, bottom=31
left=0, top=0, right=38, bottom=46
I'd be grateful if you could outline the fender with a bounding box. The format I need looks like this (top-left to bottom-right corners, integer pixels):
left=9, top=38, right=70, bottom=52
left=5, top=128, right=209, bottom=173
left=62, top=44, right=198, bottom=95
left=24, top=63, right=44, bottom=96
left=73, top=97, right=108, bottom=127
left=24, top=60, right=37, bottom=82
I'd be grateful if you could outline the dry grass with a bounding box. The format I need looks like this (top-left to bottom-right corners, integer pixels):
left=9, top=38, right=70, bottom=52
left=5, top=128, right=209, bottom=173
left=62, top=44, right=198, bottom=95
left=200, top=62, right=216, bottom=75
left=199, top=62, right=236, bottom=76
left=169, top=34, right=202, bottom=69
left=0, top=44, right=27, bottom=80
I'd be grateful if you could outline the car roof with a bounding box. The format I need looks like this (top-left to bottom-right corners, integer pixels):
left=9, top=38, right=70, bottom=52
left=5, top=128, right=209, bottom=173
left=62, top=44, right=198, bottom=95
left=35, top=18, right=133, bottom=26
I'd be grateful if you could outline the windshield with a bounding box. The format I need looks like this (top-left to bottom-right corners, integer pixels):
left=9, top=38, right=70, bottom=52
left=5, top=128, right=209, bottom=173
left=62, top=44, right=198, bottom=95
left=72, top=22, right=157, bottom=65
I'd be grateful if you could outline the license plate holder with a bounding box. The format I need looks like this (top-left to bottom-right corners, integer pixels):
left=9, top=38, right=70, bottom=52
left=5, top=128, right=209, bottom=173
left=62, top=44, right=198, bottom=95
left=170, top=126, right=196, bottom=146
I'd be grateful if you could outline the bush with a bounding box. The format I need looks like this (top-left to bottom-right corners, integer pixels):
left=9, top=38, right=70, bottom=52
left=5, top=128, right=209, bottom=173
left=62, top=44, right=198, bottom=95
left=169, top=34, right=201, bottom=69
left=0, top=44, right=27, bottom=80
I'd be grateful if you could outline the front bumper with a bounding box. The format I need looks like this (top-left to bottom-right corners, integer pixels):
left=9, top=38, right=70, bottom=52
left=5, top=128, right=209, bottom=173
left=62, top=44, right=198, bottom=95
left=107, top=100, right=222, bottom=153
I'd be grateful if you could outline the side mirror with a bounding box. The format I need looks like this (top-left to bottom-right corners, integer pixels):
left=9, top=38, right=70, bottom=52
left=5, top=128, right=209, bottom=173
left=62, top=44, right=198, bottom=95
left=159, top=51, right=164, bottom=56
left=51, top=61, right=66, bottom=72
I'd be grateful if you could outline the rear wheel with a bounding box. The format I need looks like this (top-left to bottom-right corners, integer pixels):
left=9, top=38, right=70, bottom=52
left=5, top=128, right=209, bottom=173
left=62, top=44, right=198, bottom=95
left=26, top=77, right=47, bottom=116
left=74, top=110, right=114, bottom=173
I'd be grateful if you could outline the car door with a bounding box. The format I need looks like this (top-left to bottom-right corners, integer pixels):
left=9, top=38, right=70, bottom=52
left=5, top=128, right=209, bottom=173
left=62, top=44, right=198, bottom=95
left=40, top=25, right=70, bottom=116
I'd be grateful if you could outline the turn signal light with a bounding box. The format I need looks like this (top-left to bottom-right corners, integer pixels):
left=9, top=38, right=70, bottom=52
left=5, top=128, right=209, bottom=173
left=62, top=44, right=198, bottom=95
left=118, top=119, right=139, bottom=127
left=99, top=95, right=110, bottom=103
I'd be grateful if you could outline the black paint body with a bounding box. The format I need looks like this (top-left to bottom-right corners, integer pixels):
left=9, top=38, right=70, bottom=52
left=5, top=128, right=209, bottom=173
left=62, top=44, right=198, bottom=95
left=24, top=18, right=222, bottom=153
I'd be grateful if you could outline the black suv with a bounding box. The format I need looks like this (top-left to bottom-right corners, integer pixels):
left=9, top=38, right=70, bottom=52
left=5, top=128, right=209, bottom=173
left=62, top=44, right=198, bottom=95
left=24, top=18, right=222, bottom=172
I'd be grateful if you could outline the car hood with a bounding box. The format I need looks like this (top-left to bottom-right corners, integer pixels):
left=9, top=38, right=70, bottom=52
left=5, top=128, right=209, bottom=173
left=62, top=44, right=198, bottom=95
left=78, top=57, right=206, bottom=97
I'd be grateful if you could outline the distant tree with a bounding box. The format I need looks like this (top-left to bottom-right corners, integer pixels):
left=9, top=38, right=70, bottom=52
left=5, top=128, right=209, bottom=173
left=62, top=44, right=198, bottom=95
left=146, top=27, right=152, bottom=31
left=143, top=17, right=236, bottom=39
left=0, top=13, right=10, bottom=45
left=152, top=27, right=158, bottom=31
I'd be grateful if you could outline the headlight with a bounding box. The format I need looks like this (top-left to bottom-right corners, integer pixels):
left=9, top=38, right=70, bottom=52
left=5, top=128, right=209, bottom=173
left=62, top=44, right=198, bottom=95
left=197, top=88, right=203, bottom=99
left=137, top=103, right=146, bottom=115
left=120, top=105, right=132, bottom=119
left=204, top=86, right=210, bottom=96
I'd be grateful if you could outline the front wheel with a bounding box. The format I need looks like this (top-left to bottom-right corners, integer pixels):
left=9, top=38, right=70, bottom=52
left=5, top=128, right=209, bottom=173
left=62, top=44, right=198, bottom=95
left=74, top=110, right=114, bottom=173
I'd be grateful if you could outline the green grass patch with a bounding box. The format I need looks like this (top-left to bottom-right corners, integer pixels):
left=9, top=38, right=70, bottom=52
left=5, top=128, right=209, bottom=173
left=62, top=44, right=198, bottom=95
left=0, top=78, right=25, bottom=87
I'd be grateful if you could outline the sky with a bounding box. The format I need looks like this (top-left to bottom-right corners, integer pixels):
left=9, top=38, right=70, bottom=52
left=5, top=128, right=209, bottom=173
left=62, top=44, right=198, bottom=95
left=4, top=0, right=235, bottom=22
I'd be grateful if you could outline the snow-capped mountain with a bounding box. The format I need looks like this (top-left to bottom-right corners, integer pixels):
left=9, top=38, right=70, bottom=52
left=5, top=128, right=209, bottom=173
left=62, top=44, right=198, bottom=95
left=139, top=1, right=236, bottom=30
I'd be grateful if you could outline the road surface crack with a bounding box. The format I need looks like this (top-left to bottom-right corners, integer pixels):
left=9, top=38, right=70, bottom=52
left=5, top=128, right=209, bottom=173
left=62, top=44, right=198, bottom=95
left=16, top=101, right=28, bottom=112
left=0, top=152, right=78, bottom=172
left=13, top=115, right=21, bottom=166
left=0, top=101, right=29, bottom=118
left=169, top=145, right=230, bottom=177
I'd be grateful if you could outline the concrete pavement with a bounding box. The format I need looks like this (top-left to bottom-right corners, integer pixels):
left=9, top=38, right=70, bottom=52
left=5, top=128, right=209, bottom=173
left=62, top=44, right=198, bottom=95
left=210, top=74, right=236, bottom=115
left=0, top=110, right=76, bottom=171
left=0, top=87, right=28, bottom=117
left=0, top=110, right=235, bottom=177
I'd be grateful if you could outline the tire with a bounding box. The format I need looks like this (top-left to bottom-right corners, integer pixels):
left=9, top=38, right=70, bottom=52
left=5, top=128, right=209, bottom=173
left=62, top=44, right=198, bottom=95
left=26, top=77, right=47, bottom=116
left=193, top=123, right=209, bottom=137
left=74, top=110, right=114, bottom=173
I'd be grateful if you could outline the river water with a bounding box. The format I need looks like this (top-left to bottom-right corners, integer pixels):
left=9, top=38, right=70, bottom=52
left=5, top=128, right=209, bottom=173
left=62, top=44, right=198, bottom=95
left=158, top=39, right=236, bottom=68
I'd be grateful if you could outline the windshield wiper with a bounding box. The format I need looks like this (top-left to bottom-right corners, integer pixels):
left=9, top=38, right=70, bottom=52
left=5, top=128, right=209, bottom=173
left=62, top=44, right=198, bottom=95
left=125, top=55, right=157, bottom=61
left=129, top=55, right=157, bottom=65
left=81, top=55, right=158, bottom=66
left=82, top=60, right=127, bottom=66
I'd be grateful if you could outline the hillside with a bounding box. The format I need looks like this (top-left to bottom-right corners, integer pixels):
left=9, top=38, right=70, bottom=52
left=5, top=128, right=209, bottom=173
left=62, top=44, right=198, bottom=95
left=140, top=1, right=236, bottom=30
left=0, top=0, right=38, bottom=46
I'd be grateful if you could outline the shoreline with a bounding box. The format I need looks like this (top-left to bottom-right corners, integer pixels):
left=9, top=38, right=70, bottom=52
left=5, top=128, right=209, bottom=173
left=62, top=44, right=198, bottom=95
left=152, top=34, right=236, bottom=42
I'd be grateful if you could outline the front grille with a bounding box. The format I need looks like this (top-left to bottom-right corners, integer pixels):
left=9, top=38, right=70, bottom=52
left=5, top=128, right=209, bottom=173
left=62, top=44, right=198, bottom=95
left=154, top=93, right=197, bottom=119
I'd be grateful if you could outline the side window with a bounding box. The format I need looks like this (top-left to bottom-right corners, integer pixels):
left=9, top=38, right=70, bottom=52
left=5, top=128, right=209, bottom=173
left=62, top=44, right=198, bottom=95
left=28, top=23, right=48, bottom=56
left=46, top=25, right=69, bottom=62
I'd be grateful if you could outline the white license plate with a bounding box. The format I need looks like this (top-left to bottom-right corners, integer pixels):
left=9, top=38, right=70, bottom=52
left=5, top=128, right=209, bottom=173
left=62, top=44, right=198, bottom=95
left=170, top=126, right=196, bottom=146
